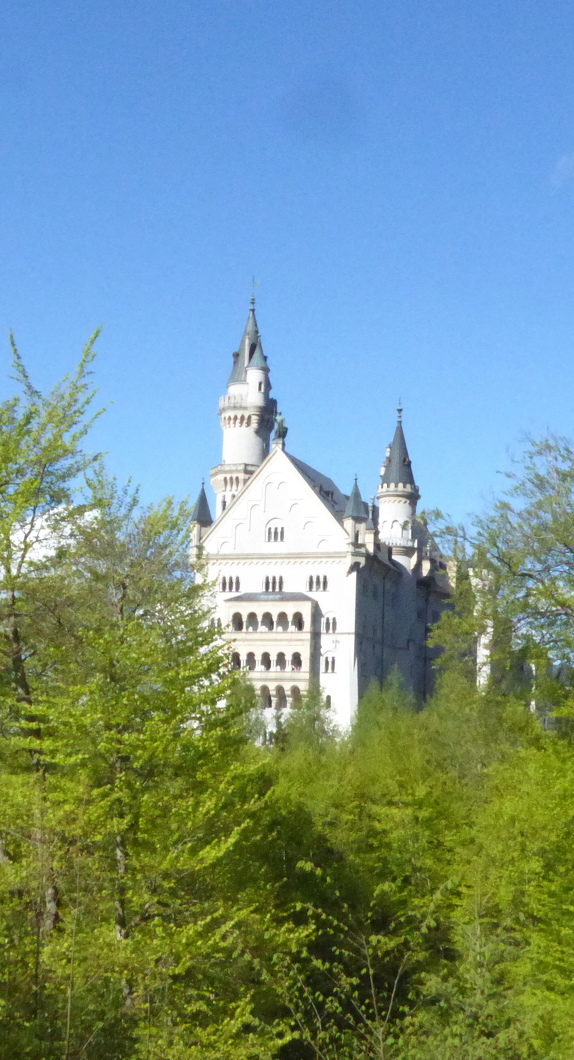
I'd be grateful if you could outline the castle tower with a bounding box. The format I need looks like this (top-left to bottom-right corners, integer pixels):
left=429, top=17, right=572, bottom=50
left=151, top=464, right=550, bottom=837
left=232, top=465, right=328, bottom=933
left=376, top=404, right=420, bottom=569
left=210, top=298, right=277, bottom=517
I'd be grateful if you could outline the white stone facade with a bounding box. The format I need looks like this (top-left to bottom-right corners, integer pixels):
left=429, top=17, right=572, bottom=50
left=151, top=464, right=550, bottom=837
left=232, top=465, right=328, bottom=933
left=191, top=304, right=452, bottom=730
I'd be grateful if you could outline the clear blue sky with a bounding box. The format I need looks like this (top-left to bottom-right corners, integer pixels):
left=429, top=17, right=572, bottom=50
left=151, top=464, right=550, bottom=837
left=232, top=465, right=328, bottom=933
left=1, top=0, right=574, bottom=523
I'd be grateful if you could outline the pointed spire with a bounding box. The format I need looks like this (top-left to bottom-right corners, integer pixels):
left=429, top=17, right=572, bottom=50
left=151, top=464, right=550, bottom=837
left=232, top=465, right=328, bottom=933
left=344, top=476, right=367, bottom=521
left=228, top=299, right=260, bottom=384
left=247, top=332, right=267, bottom=369
left=190, top=481, right=213, bottom=527
left=381, top=406, right=415, bottom=488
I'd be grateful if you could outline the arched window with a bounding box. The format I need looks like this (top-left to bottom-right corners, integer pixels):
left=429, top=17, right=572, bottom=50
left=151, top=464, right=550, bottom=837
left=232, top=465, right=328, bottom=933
left=221, top=577, right=227, bottom=591
left=332, top=618, right=337, bottom=633
left=261, top=612, right=274, bottom=631
left=273, top=527, right=279, bottom=542
left=331, top=657, right=336, bottom=673
left=245, top=652, right=256, bottom=671
left=216, top=618, right=222, bottom=630
left=324, top=656, right=329, bottom=672
left=315, top=576, right=321, bottom=591
left=291, top=652, right=302, bottom=671
left=231, top=652, right=241, bottom=670
left=267, top=527, right=273, bottom=542
left=239, top=415, right=245, bottom=426
left=233, top=415, right=237, bottom=427
left=308, top=575, right=314, bottom=591
left=246, top=612, right=258, bottom=632
left=246, top=415, right=252, bottom=425
left=264, top=576, right=270, bottom=591
left=235, top=577, right=240, bottom=591
left=290, top=686, right=301, bottom=705
left=260, top=685, right=272, bottom=709
left=261, top=652, right=271, bottom=671
left=278, top=576, right=283, bottom=591
left=276, top=652, right=286, bottom=671
left=280, top=528, right=284, bottom=542
left=232, top=613, right=243, bottom=631
left=292, top=612, right=304, bottom=631
left=277, top=612, right=289, bottom=632
left=322, top=576, right=328, bottom=591
left=235, top=477, right=240, bottom=490
left=325, top=617, right=331, bottom=633
left=275, top=686, right=287, bottom=711
left=271, top=576, right=277, bottom=591
left=325, top=695, right=331, bottom=709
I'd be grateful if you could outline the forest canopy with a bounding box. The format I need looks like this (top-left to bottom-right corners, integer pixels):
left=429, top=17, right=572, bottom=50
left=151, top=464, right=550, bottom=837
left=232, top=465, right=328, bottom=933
left=1, top=339, right=574, bottom=1059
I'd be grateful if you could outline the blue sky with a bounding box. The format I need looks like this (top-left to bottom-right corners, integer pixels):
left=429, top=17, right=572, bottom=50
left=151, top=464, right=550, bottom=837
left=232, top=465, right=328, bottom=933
left=1, top=0, right=574, bottom=523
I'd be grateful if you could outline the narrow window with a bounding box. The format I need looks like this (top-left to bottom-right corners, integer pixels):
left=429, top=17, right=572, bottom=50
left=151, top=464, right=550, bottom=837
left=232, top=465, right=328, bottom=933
left=331, top=657, right=336, bottom=673
left=246, top=415, right=251, bottom=426
left=280, top=528, right=284, bottom=542
left=264, top=576, right=270, bottom=591
left=235, top=577, right=240, bottom=591
left=258, top=381, right=263, bottom=392
left=324, top=656, right=329, bottom=672
left=267, top=527, right=273, bottom=542
left=273, top=527, right=279, bottom=542
left=222, top=577, right=227, bottom=592
left=231, top=653, right=241, bottom=670
left=322, top=576, right=328, bottom=591
left=271, top=576, right=277, bottom=591
left=278, top=576, right=283, bottom=591
left=325, top=617, right=331, bottom=633
left=308, top=575, right=313, bottom=591
left=332, top=618, right=337, bottom=633
left=325, top=695, right=332, bottom=708
left=315, top=576, right=321, bottom=591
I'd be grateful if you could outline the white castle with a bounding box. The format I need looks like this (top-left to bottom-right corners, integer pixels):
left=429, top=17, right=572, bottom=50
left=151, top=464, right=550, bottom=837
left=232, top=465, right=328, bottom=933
left=191, top=300, right=452, bottom=730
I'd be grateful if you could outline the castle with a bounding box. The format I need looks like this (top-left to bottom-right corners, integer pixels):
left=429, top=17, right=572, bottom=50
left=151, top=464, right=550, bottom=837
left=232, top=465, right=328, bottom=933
left=190, top=300, right=451, bottom=730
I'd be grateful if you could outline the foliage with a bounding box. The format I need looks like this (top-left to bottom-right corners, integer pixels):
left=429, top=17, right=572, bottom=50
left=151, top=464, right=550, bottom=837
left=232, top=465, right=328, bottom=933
left=3, top=343, right=574, bottom=1056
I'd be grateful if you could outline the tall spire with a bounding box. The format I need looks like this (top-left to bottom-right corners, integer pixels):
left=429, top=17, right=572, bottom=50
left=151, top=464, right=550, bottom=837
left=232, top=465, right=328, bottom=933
left=190, top=481, right=213, bottom=527
left=381, top=405, right=415, bottom=487
left=344, top=476, right=367, bottom=521
left=228, top=297, right=260, bottom=384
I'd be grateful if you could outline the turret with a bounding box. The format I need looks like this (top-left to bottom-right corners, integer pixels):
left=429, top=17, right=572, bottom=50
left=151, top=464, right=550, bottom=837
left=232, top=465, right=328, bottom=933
left=343, top=477, right=367, bottom=548
left=211, top=299, right=277, bottom=517
left=190, top=481, right=213, bottom=560
left=376, top=404, right=420, bottom=569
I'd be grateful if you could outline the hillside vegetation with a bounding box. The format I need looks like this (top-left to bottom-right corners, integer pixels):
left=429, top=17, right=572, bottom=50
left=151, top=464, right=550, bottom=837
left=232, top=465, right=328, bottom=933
left=1, top=342, right=574, bottom=1059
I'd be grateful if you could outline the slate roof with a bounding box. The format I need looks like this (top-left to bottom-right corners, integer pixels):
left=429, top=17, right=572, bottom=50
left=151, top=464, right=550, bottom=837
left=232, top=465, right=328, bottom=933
left=344, top=477, right=367, bottom=521
left=286, top=454, right=349, bottom=516
left=190, top=483, right=213, bottom=526
left=227, top=298, right=261, bottom=384
left=381, top=410, right=416, bottom=488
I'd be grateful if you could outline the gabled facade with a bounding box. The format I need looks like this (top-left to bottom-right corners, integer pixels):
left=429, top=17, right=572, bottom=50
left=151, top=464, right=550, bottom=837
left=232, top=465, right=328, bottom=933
left=191, top=302, right=451, bottom=730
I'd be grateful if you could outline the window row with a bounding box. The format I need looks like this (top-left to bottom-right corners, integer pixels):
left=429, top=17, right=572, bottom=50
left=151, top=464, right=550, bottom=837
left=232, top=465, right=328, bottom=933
left=264, top=575, right=284, bottom=591
left=232, top=611, right=304, bottom=632
left=221, top=576, right=240, bottom=592
left=323, top=656, right=336, bottom=673
left=267, top=526, right=285, bottom=542
left=324, top=617, right=337, bottom=633
left=307, top=575, right=328, bottom=591
left=232, top=651, right=303, bottom=672
left=223, top=475, right=241, bottom=491
left=259, top=685, right=301, bottom=710
left=223, top=415, right=253, bottom=428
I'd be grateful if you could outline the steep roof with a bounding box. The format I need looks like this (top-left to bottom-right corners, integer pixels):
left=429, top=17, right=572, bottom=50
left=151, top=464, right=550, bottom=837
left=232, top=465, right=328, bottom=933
left=286, top=454, right=348, bottom=517
left=247, top=335, right=268, bottom=369
left=227, top=297, right=261, bottom=384
left=381, top=406, right=416, bottom=488
left=344, top=477, right=367, bottom=521
left=190, top=482, right=213, bottom=526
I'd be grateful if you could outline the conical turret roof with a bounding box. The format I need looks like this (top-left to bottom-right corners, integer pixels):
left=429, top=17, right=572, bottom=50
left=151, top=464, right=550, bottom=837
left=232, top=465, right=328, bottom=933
left=381, top=405, right=416, bottom=488
left=344, top=477, right=367, bottom=521
left=247, top=334, right=268, bottom=369
left=228, top=297, right=260, bottom=384
left=190, top=482, right=213, bottom=526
